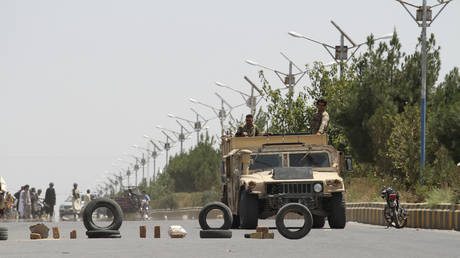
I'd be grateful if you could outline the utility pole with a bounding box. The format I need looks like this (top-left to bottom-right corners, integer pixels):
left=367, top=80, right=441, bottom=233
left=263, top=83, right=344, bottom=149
left=396, top=0, right=452, bottom=184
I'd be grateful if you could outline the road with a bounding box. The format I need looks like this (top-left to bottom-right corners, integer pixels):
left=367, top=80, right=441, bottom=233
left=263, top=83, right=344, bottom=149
left=0, top=220, right=459, bottom=258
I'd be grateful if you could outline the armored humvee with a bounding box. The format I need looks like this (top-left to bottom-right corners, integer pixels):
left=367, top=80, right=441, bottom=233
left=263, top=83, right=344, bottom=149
left=220, top=133, right=352, bottom=229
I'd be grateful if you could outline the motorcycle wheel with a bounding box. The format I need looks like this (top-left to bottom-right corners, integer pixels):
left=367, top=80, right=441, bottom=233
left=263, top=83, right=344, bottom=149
left=393, top=208, right=408, bottom=228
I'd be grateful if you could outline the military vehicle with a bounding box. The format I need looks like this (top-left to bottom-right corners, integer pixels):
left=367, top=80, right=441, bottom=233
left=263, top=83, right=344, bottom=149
left=220, top=133, right=352, bottom=229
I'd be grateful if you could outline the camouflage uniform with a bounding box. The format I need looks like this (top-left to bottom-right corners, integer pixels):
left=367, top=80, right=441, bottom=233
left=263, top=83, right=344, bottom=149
left=235, top=123, right=260, bottom=137
left=311, top=111, right=329, bottom=134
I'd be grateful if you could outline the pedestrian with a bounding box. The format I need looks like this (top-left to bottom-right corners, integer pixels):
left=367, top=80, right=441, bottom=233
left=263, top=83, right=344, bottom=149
left=44, top=182, right=56, bottom=221
left=14, top=186, right=23, bottom=218
left=71, top=183, right=81, bottom=221
left=22, top=185, right=31, bottom=219
left=235, top=114, right=260, bottom=137
left=311, top=98, right=329, bottom=135
left=30, top=187, right=38, bottom=219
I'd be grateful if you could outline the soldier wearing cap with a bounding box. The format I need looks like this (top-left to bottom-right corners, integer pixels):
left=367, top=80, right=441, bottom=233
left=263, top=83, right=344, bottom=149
left=311, top=99, right=329, bottom=135
left=235, top=114, right=260, bottom=137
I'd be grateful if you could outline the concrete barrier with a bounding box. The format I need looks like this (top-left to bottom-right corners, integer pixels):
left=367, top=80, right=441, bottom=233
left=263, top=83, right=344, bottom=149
left=346, top=202, right=460, bottom=231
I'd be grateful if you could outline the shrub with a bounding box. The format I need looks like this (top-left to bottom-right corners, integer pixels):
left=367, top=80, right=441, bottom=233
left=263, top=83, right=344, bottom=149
left=425, top=187, right=455, bottom=208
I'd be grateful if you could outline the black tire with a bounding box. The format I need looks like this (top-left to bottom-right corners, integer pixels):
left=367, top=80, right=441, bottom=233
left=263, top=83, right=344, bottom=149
left=199, top=230, right=232, bottom=239
left=86, top=230, right=121, bottom=238
left=393, top=208, right=408, bottom=229
left=231, top=214, right=240, bottom=229
left=82, top=198, right=123, bottom=231
left=275, top=203, right=313, bottom=240
left=239, top=190, right=259, bottom=229
left=0, top=227, right=7, bottom=232
left=327, top=193, right=346, bottom=229
left=0, top=235, right=7, bottom=241
left=312, top=215, right=325, bottom=228
left=198, top=202, right=233, bottom=230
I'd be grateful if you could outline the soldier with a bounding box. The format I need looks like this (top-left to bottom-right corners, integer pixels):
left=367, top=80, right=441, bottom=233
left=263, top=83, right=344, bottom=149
left=311, top=99, right=329, bottom=135
left=235, top=114, right=260, bottom=137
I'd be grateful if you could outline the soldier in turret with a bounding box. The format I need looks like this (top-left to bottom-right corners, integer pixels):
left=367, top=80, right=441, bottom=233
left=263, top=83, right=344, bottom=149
left=311, top=99, right=329, bottom=135
left=235, top=114, right=260, bottom=137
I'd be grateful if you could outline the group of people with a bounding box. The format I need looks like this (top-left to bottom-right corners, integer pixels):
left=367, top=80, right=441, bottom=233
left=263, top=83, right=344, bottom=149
left=235, top=98, right=329, bottom=137
left=0, top=182, right=56, bottom=221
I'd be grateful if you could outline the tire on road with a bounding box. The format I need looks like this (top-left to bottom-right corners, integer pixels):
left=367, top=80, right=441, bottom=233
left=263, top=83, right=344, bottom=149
left=275, top=203, right=313, bottom=240
left=327, top=192, right=346, bottom=229
left=0, top=227, right=8, bottom=240
left=198, top=202, right=233, bottom=230
left=86, top=229, right=121, bottom=238
left=312, top=214, right=325, bottom=228
left=82, top=198, right=123, bottom=231
left=199, top=229, right=232, bottom=239
left=239, top=190, right=259, bottom=229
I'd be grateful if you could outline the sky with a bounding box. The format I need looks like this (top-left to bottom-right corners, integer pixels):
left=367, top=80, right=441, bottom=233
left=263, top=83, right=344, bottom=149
left=1, top=0, right=459, bottom=206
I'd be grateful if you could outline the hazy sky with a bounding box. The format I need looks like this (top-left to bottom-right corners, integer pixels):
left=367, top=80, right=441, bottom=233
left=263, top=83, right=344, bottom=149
left=1, top=0, right=459, bottom=205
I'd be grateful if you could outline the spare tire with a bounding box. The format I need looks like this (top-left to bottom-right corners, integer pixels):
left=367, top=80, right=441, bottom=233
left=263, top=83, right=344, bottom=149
left=83, top=198, right=123, bottom=231
left=199, top=202, right=233, bottom=230
left=199, top=229, right=232, bottom=239
left=0, top=227, right=8, bottom=241
left=86, top=229, right=121, bottom=238
left=275, top=203, right=313, bottom=240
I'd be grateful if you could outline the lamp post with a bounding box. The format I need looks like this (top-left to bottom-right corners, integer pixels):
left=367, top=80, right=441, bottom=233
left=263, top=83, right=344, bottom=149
left=132, top=145, right=150, bottom=187
left=215, top=80, right=264, bottom=115
left=117, top=158, right=134, bottom=188
left=143, top=135, right=163, bottom=182
left=168, top=109, right=212, bottom=145
left=395, top=0, right=452, bottom=184
left=288, top=21, right=392, bottom=77
left=157, top=122, right=192, bottom=154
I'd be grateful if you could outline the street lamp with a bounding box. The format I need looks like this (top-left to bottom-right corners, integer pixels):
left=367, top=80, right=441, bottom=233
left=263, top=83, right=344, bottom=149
left=246, top=52, right=308, bottom=93
left=123, top=153, right=141, bottom=188
left=117, top=158, right=134, bottom=188
left=288, top=20, right=392, bottom=77
left=157, top=123, right=192, bottom=154
left=190, top=94, right=244, bottom=136
left=131, top=145, right=150, bottom=187
left=395, top=0, right=452, bottom=184
left=215, top=79, right=264, bottom=115
left=168, top=109, right=212, bottom=145
left=143, top=135, right=163, bottom=182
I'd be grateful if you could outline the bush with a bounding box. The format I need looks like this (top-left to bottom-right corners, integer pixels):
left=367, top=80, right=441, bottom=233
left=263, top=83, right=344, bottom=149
left=425, top=187, right=455, bottom=208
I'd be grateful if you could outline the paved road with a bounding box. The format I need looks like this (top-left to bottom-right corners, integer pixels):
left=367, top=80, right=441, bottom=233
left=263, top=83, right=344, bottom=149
left=1, top=220, right=459, bottom=258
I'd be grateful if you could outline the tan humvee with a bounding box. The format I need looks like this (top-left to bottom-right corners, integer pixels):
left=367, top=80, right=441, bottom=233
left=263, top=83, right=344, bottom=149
left=220, top=133, right=352, bottom=229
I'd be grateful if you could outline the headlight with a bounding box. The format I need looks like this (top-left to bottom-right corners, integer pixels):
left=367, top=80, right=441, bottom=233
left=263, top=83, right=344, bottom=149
left=313, top=183, right=323, bottom=193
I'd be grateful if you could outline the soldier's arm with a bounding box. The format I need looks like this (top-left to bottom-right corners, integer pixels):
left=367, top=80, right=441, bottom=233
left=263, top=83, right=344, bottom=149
left=318, top=112, right=329, bottom=134
left=235, top=126, right=244, bottom=137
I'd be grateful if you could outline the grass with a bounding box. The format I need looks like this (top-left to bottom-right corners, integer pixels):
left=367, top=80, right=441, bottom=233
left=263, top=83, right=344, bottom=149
left=425, top=187, right=455, bottom=208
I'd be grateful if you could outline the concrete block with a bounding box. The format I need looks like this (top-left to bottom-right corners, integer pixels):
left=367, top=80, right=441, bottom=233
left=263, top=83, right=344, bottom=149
left=154, top=226, right=160, bottom=238
left=140, top=225, right=146, bottom=238
left=29, top=223, right=49, bottom=239
left=52, top=227, right=60, bottom=239
left=70, top=230, right=77, bottom=239
left=262, top=232, right=274, bottom=239
left=30, top=233, right=42, bottom=240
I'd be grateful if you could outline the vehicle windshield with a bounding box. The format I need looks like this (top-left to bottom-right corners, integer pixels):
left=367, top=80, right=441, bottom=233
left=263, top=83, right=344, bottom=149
left=64, top=196, right=72, bottom=202
left=249, top=154, right=282, bottom=171
left=289, top=152, right=330, bottom=168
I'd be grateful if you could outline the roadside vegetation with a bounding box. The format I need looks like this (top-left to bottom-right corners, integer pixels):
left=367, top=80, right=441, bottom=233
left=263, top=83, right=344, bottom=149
left=132, top=32, right=459, bottom=208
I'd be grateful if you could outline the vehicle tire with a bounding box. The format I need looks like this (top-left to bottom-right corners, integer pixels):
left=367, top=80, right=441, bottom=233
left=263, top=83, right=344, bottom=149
left=393, top=208, right=408, bottom=229
left=275, top=203, right=313, bottom=239
left=198, top=202, right=233, bottom=230
left=312, top=215, right=325, bottom=228
left=231, top=214, right=240, bottom=229
left=327, top=193, right=346, bottom=229
left=0, top=228, right=7, bottom=241
left=0, top=235, right=7, bottom=240
left=239, top=190, right=259, bottom=229
left=0, top=227, right=7, bottom=232
left=199, top=230, right=232, bottom=239
left=82, top=198, right=123, bottom=231
left=86, top=230, right=121, bottom=238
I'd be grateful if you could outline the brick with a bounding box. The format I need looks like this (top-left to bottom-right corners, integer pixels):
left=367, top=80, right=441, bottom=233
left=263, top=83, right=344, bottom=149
left=52, top=227, right=60, bottom=239
left=140, top=226, right=146, bottom=238
left=70, top=230, right=77, bottom=239
left=249, top=232, right=263, bottom=239
left=256, top=226, right=269, bottom=233
left=154, top=226, right=160, bottom=238
left=30, top=233, right=42, bottom=240
left=262, top=232, right=274, bottom=239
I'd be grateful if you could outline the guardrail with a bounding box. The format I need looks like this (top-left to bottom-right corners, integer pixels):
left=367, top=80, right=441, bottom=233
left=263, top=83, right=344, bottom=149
left=346, top=202, right=460, bottom=231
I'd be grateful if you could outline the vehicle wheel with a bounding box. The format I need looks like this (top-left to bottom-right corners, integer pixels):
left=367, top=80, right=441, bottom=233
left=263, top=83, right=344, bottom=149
left=275, top=203, right=313, bottom=239
left=0, top=228, right=7, bottom=241
left=231, top=214, right=240, bottom=229
left=198, top=202, right=233, bottom=230
left=327, top=193, right=346, bottom=229
left=312, top=215, right=325, bottom=228
left=393, top=208, right=408, bottom=229
left=86, top=230, right=121, bottom=238
left=82, top=198, right=123, bottom=231
left=199, top=230, right=232, bottom=239
left=0, top=227, right=7, bottom=232
left=239, top=190, right=259, bottom=229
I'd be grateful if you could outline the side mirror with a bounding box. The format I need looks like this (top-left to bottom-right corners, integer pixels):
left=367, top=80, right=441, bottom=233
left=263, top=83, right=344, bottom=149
left=345, top=155, right=353, bottom=172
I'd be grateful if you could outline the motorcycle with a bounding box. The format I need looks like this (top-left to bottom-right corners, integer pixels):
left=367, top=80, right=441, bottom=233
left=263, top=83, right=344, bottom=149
left=139, top=200, right=150, bottom=220
left=381, top=178, right=408, bottom=228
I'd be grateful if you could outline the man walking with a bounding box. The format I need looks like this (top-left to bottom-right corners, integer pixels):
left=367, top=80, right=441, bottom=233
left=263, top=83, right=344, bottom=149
left=311, top=99, right=329, bottom=135
left=22, top=185, right=31, bottom=219
left=72, top=183, right=81, bottom=221
left=44, top=182, right=56, bottom=221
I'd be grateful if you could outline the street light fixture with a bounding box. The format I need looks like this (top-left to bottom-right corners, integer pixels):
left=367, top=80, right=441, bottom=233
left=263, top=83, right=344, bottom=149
left=157, top=123, right=192, bottom=154
left=143, top=135, right=163, bottom=182
left=168, top=109, right=212, bottom=144
left=395, top=0, right=452, bottom=184
left=288, top=20, right=392, bottom=77
left=131, top=144, right=150, bottom=187
left=215, top=79, right=264, bottom=115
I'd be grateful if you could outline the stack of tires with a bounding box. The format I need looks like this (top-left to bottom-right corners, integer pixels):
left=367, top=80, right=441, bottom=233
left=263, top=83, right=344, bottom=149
left=0, top=227, right=7, bottom=241
left=82, top=198, right=123, bottom=238
left=198, top=202, right=233, bottom=238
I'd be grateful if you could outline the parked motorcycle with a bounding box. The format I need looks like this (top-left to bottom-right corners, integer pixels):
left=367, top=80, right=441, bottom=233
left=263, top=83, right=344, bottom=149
left=381, top=178, right=408, bottom=228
